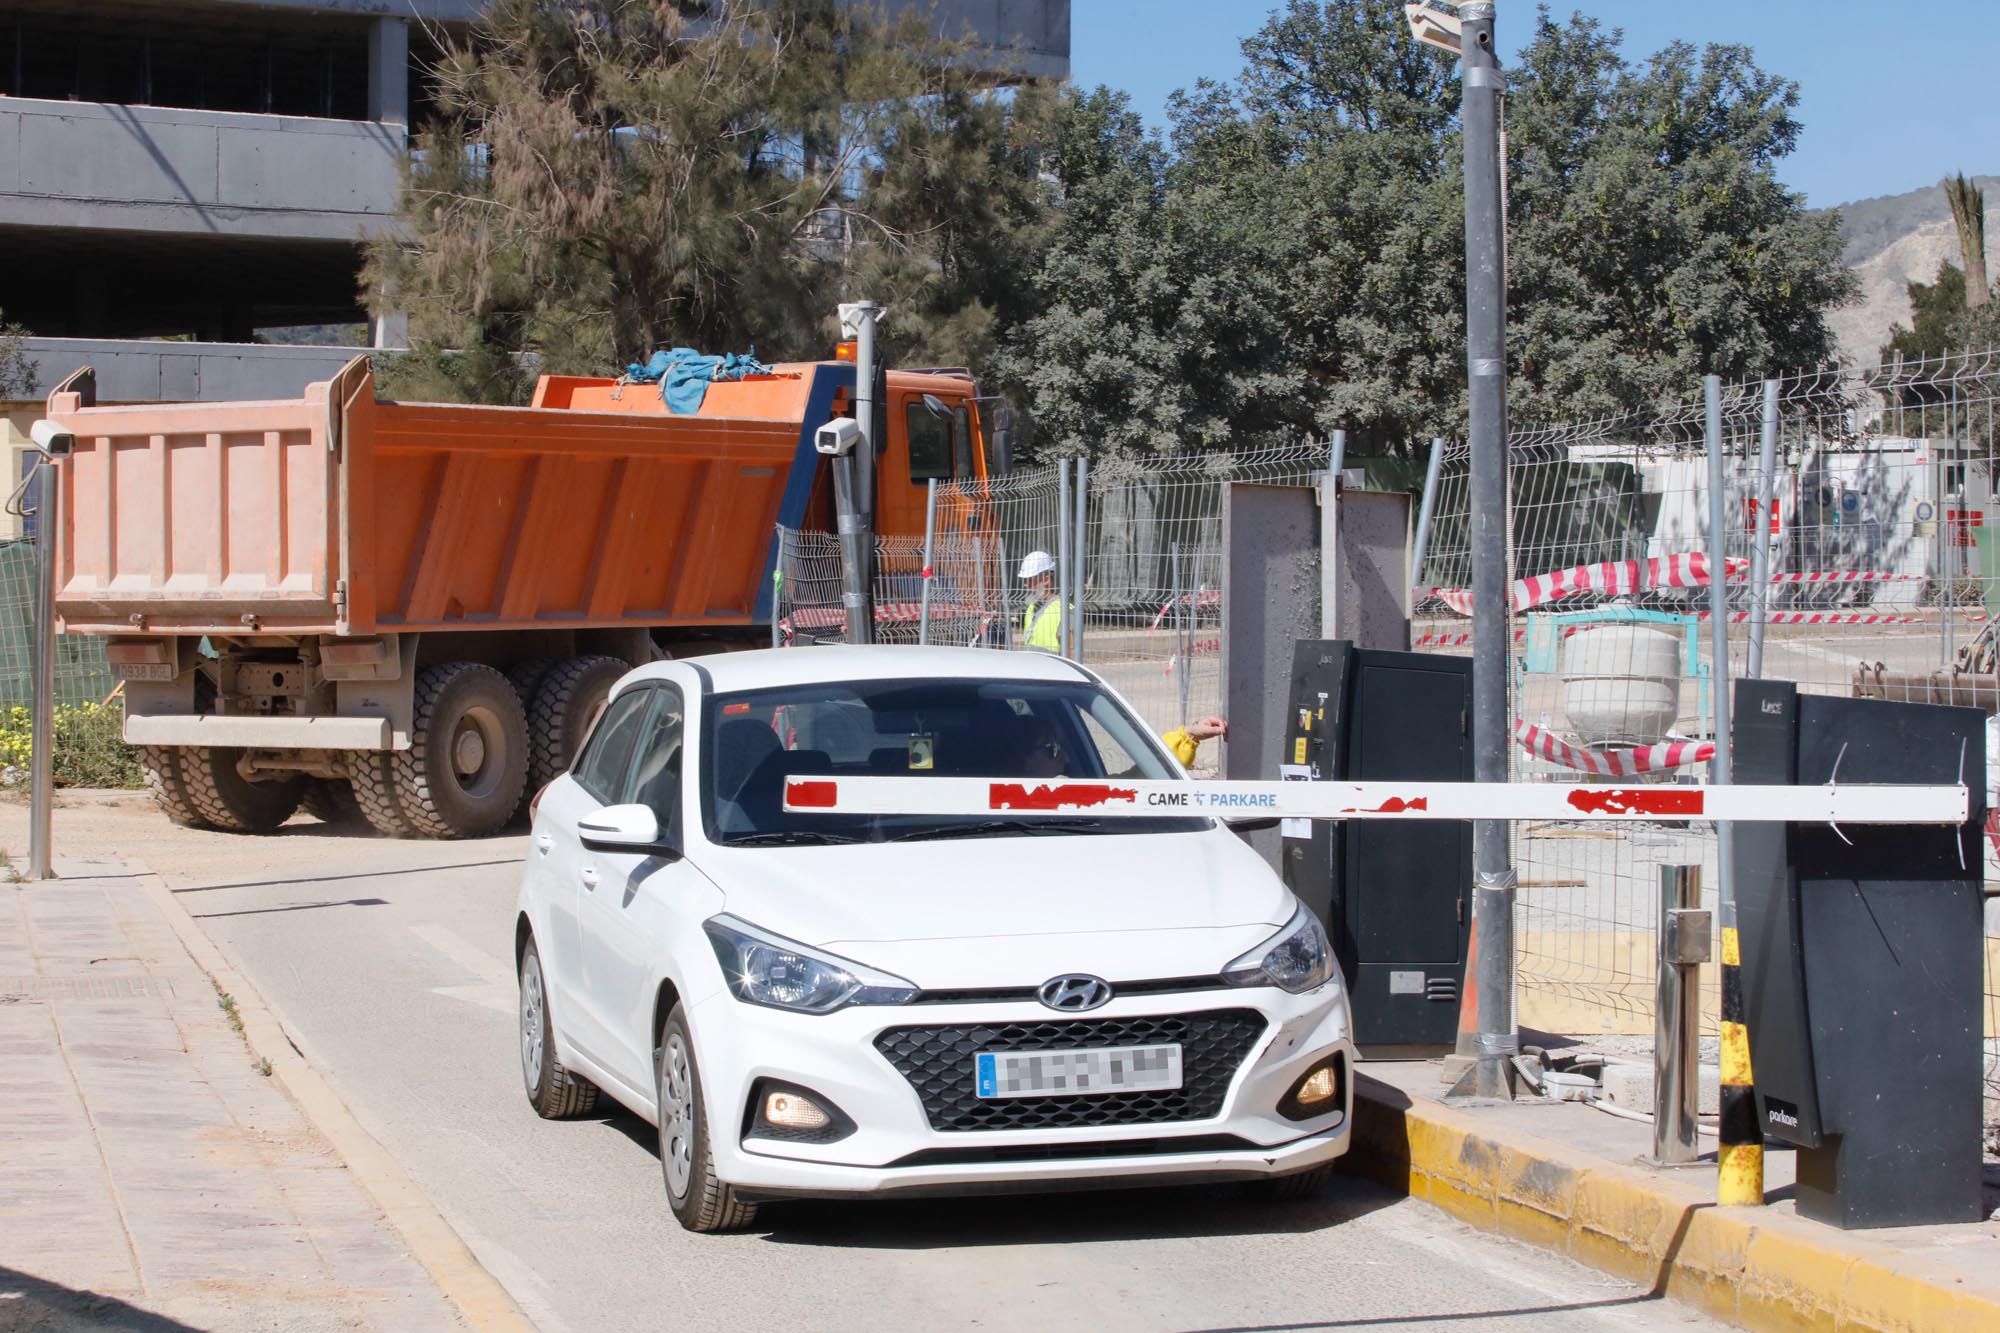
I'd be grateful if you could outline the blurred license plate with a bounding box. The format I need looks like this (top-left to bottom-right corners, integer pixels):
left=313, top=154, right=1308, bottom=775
left=974, top=1044, right=1183, bottom=1099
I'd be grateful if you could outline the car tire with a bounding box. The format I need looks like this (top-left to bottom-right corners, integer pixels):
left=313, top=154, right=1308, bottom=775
left=395, top=662, right=531, bottom=839
left=657, top=1003, right=757, bottom=1233
left=1260, top=1163, right=1334, bottom=1201
left=518, top=937, right=599, bottom=1119
left=528, top=655, right=628, bottom=792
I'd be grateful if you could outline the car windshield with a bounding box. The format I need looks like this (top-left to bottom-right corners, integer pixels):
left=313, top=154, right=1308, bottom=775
left=699, top=676, right=1208, bottom=845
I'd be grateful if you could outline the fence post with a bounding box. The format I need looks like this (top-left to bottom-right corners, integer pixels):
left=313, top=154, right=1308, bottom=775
left=29, top=457, right=55, bottom=881
left=1327, top=428, right=1347, bottom=482
left=918, top=478, right=938, bottom=646
left=1648, top=865, right=1707, bottom=1165
left=1056, top=459, right=1072, bottom=658
left=1172, top=542, right=1190, bottom=730
left=1071, top=457, right=1089, bottom=660
left=1410, top=436, right=1446, bottom=592
left=1705, top=373, right=1763, bottom=1206
left=1748, top=380, right=1779, bottom=679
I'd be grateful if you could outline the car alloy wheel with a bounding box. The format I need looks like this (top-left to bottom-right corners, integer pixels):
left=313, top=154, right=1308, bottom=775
left=520, top=950, right=546, bottom=1096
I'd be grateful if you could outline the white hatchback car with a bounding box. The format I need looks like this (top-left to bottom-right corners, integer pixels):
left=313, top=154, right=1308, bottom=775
left=514, top=645, right=1354, bottom=1232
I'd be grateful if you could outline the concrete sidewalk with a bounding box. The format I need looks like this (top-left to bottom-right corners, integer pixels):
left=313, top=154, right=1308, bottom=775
left=0, top=856, right=466, bottom=1331
left=1348, top=1060, right=2000, bottom=1331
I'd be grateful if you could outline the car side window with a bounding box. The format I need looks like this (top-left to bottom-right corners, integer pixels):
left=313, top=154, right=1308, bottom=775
left=906, top=402, right=951, bottom=482
left=571, top=690, right=653, bottom=803
left=627, top=687, right=685, bottom=842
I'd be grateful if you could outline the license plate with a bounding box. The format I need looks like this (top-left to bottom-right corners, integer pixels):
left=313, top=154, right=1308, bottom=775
left=114, top=662, right=176, bottom=681
left=974, top=1043, right=1183, bottom=1099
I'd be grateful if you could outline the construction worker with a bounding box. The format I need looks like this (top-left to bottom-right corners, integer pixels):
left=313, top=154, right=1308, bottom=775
left=1017, top=550, right=1065, bottom=650
left=1162, top=716, right=1228, bottom=768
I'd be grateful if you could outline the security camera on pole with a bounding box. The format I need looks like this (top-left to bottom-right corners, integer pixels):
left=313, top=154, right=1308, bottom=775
left=1408, top=0, right=1518, bottom=1100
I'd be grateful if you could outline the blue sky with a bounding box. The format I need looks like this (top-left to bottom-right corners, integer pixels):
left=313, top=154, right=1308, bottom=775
left=1069, top=1, right=1985, bottom=208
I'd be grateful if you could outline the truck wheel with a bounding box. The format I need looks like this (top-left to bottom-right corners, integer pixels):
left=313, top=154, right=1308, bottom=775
left=528, top=656, right=628, bottom=791
left=300, top=779, right=362, bottom=826
left=181, top=747, right=305, bottom=834
left=395, top=662, right=530, bottom=839
left=140, top=746, right=213, bottom=829
left=506, top=657, right=556, bottom=710
left=348, top=752, right=418, bottom=837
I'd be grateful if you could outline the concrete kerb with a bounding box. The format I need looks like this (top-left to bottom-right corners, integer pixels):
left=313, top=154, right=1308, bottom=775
left=136, top=867, right=534, bottom=1333
left=1344, top=1073, right=2000, bottom=1332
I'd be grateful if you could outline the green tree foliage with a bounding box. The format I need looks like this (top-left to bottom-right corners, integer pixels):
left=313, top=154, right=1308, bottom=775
left=367, top=0, right=1058, bottom=401
left=1003, top=1, right=1853, bottom=458
left=0, top=310, right=36, bottom=400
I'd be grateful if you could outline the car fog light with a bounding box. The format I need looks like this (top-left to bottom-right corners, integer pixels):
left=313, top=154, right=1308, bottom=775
left=1294, top=1066, right=1337, bottom=1105
left=1277, top=1053, right=1347, bottom=1122
left=764, top=1090, right=832, bottom=1131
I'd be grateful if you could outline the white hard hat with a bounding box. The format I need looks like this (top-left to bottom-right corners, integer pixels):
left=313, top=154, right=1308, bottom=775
left=1018, top=550, right=1056, bottom=580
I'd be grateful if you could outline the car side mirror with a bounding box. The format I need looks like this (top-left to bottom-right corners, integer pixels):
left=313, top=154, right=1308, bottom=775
left=579, top=803, right=680, bottom=857
left=1227, top=816, right=1282, bottom=832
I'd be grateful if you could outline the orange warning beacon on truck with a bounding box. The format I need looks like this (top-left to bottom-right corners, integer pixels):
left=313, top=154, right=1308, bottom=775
left=40, top=348, right=1001, bottom=839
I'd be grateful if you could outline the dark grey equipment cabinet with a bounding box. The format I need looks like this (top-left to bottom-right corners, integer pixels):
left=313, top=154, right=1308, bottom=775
left=1280, top=641, right=1472, bottom=1049
left=1731, top=680, right=1987, bottom=1228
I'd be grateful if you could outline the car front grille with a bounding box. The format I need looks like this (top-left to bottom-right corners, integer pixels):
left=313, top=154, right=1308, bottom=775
left=873, top=1009, right=1268, bottom=1133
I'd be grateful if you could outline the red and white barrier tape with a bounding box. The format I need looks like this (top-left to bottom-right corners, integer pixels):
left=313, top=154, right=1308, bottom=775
left=1149, top=589, right=1222, bottom=630
left=782, top=602, right=993, bottom=631
left=1421, top=553, right=1749, bottom=617
left=1411, top=607, right=1982, bottom=646
left=783, top=775, right=1965, bottom=824
left=1514, top=720, right=1713, bottom=776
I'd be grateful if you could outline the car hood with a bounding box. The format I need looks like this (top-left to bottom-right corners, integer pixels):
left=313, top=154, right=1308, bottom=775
left=696, top=828, right=1293, bottom=989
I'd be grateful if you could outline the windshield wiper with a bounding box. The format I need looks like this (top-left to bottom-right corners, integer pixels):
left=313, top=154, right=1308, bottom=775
left=721, top=830, right=865, bottom=847
left=888, top=818, right=1106, bottom=843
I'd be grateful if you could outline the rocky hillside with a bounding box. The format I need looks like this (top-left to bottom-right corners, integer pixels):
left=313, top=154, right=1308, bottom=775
left=1827, top=175, right=1998, bottom=368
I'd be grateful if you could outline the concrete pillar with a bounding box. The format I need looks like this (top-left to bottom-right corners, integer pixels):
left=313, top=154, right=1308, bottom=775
left=372, top=311, right=410, bottom=350
left=368, top=17, right=409, bottom=129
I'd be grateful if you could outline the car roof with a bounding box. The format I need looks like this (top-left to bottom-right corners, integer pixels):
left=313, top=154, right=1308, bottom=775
left=620, top=646, right=1093, bottom=697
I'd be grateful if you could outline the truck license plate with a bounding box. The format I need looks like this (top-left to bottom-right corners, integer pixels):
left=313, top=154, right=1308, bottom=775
left=114, top=662, right=176, bottom=681
left=974, top=1044, right=1183, bottom=1099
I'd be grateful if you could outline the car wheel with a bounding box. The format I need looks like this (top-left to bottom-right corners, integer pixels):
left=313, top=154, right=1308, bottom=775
left=518, top=938, right=598, bottom=1119
left=1260, top=1163, right=1334, bottom=1201
left=657, top=1004, right=757, bottom=1233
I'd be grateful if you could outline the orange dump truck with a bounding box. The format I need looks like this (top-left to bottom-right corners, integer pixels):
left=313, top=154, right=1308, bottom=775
left=42, top=351, right=999, bottom=838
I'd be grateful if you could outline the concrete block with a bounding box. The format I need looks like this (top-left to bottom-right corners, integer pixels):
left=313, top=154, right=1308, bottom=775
left=1598, top=1059, right=1720, bottom=1117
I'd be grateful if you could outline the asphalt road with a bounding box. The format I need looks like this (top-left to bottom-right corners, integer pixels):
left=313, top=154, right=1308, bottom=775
left=43, top=799, right=1725, bottom=1333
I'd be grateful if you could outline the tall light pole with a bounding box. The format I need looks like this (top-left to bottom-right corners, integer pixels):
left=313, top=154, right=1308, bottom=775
left=1412, top=0, right=1517, bottom=1100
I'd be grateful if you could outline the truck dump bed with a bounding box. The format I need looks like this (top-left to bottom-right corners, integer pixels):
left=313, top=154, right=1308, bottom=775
left=48, top=358, right=820, bottom=637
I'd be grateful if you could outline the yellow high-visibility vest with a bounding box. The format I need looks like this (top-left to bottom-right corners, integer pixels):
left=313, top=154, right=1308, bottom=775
left=1023, top=597, right=1065, bottom=650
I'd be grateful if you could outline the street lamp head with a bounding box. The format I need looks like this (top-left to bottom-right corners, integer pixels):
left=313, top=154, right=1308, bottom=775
left=1404, top=2, right=1464, bottom=54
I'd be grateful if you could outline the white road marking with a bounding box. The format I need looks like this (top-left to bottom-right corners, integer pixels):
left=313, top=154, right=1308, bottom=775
left=409, top=923, right=516, bottom=1013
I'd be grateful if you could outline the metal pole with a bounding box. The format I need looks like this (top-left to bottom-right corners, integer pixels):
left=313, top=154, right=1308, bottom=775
left=771, top=547, right=783, bottom=649
left=1747, top=381, right=1779, bottom=678
left=830, top=454, right=871, bottom=645
left=1943, top=377, right=1959, bottom=670
left=1327, top=428, right=1347, bottom=483
left=1172, top=541, right=1191, bottom=730
left=1071, top=457, right=1088, bottom=662
left=28, top=457, right=55, bottom=882
left=1453, top=0, right=1516, bottom=1102
left=847, top=301, right=883, bottom=635
left=918, top=478, right=938, bottom=646
left=1410, top=436, right=1446, bottom=592
left=1649, top=865, right=1705, bottom=1165
left=1056, top=459, right=1072, bottom=658
left=1702, top=375, right=1758, bottom=1195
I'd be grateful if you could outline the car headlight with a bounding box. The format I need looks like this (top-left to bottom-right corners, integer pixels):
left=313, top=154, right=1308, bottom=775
left=1221, top=903, right=1337, bottom=994
left=703, top=915, right=919, bottom=1014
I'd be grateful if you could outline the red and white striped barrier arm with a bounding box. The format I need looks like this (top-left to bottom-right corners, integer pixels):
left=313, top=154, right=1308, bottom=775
left=1514, top=721, right=1714, bottom=776
left=783, top=776, right=1966, bottom=824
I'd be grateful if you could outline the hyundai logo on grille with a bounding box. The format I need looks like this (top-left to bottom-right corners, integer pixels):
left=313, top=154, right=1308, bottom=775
left=1038, top=974, right=1113, bottom=1012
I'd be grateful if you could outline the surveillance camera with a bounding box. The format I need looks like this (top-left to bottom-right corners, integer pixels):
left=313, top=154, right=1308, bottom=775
left=29, top=420, right=75, bottom=458
left=1405, top=2, right=1462, bottom=53
left=816, top=417, right=862, bottom=457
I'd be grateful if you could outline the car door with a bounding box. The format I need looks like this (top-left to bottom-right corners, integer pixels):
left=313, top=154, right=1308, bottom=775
left=541, top=686, right=655, bottom=1071
left=575, top=683, right=701, bottom=1097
